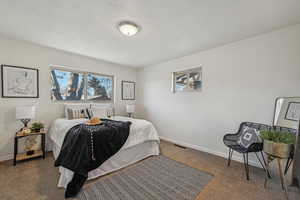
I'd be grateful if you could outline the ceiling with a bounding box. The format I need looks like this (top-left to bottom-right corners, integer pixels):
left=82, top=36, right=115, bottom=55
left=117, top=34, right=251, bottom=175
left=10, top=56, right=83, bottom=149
left=1, top=0, right=300, bottom=68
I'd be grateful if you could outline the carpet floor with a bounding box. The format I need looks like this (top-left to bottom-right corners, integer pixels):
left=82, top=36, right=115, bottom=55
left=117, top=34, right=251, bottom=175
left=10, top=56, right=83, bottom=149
left=77, top=155, right=213, bottom=200
left=0, top=140, right=299, bottom=200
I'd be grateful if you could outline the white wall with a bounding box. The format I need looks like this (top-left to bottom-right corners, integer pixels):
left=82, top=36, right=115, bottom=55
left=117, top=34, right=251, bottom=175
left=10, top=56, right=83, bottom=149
left=137, top=24, right=300, bottom=166
left=0, top=36, right=137, bottom=161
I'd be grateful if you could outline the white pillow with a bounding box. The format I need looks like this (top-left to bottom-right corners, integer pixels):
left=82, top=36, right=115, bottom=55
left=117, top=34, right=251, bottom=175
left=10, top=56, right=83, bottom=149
left=67, top=108, right=87, bottom=120
left=91, top=107, right=107, bottom=118
left=64, top=103, right=90, bottom=119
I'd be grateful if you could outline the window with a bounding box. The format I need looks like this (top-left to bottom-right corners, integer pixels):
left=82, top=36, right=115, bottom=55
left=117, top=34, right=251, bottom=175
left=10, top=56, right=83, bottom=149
left=50, top=68, right=114, bottom=102
left=87, top=73, right=113, bottom=101
left=51, top=69, right=85, bottom=101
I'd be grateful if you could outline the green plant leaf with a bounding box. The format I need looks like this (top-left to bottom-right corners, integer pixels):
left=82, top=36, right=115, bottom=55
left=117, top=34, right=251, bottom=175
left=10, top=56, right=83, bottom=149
left=260, top=130, right=296, bottom=144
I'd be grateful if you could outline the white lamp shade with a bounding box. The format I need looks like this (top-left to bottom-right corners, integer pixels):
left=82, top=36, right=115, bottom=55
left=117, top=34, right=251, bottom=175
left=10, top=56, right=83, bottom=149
left=126, top=105, right=135, bottom=113
left=16, top=106, right=36, bottom=119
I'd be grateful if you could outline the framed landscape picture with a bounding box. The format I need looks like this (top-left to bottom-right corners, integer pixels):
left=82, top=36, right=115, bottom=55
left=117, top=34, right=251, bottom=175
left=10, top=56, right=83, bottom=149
left=122, top=81, right=135, bottom=100
left=1, top=65, right=39, bottom=98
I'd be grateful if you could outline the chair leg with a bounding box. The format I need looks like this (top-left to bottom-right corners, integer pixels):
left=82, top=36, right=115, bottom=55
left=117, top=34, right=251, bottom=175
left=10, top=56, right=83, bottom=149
left=284, top=157, right=293, bottom=175
left=227, top=148, right=233, bottom=167
left=243, top=153, right=250, bottom=180
left=260, top=151, right=268, bottom=169
left=255, top=152, right=271, bottom=178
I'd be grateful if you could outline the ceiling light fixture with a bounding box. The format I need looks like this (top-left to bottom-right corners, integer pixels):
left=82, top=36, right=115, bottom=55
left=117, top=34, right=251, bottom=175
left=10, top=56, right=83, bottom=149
left=118, top=21, right=140, bottom=37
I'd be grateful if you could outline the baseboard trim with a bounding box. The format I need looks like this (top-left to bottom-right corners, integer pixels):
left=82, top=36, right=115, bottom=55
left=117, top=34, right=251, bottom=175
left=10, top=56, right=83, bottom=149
left=0, top=154, right=13, bottom=162
left=1, top=137, right=262, bottom=168
left=0, top=150, right=52, bottom=162
left=160, top=136, right=262, bottom=168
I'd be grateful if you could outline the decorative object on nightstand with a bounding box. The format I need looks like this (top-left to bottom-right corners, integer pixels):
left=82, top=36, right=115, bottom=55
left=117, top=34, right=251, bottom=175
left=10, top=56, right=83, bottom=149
left=14, top=129, right=46, bottom=166
left=16, top=106, right=36, bottom=130
left=31, top=122, right=44, bottom=132
left=126, top=105, right=135, bottom=118
left=107, top=105, right=115, bottom=118
left=261, top=130, right=296, bottom=200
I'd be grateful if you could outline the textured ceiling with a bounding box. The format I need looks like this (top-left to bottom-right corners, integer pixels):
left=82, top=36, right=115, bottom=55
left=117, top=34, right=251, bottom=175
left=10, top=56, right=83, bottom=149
left=0, top=0, right=300, bottom=67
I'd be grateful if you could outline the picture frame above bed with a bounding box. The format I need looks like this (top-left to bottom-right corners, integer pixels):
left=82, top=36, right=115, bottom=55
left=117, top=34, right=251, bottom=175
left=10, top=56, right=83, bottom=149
left=1, top=64, right=39, bottom=98
left=121, top=81, right=135, bottom=100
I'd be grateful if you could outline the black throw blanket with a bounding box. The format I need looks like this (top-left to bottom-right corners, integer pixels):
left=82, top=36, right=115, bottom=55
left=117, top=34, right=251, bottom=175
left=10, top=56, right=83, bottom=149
left=54, top=119, right=131, bottom=198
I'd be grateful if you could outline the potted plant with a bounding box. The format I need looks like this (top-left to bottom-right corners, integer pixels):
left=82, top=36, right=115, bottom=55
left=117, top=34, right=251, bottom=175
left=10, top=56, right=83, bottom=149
left=260, top=130, right=296, bottom=158
left=31, top=122, right=44, bottom=133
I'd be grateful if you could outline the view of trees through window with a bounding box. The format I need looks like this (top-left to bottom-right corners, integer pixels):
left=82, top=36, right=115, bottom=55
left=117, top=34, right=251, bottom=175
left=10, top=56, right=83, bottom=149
left=50, top=68, right=113, bottom=101
left=87, top=73, right=113, bottom=101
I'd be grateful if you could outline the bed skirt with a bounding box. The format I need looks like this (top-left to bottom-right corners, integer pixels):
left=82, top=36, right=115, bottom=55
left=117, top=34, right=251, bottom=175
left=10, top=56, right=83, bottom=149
left=53, top=140, right=160, bottom=188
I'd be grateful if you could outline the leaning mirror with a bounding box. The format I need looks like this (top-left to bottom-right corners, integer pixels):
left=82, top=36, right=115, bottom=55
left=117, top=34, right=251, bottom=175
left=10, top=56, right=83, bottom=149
left=273, top=97, right=300, bottom=188
left=273, top=97, right=300, bottom=129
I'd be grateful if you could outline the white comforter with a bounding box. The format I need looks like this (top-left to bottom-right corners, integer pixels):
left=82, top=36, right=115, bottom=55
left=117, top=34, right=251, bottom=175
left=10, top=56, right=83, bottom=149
left=48, top=116, right=160, bottom=187
left=49, top=116, right=160, bottom=152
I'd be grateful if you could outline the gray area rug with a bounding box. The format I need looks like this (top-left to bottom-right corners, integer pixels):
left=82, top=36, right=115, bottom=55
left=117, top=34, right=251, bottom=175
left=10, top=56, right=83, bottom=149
left=77, top=155, right=213, bottom=200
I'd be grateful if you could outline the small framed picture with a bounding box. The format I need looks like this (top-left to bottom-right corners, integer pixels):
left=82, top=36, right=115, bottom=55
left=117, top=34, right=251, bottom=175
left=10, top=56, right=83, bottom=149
left=122, top=81, right=135, bottom=100
left=172, top=67, right=202, bottom=93
left=1, top=65, right=39, bottom=98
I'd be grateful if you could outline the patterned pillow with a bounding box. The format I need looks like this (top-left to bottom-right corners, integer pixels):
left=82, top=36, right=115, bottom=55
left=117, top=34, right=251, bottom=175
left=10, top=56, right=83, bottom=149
left=67, top=108, right=87, bottom=120
left=91, top=107, right=107, bottom=118
left=237, top=126, right=262, bottom=148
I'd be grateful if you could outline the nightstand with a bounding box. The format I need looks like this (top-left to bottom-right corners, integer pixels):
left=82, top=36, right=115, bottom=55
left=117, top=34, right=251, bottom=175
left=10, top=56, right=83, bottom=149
left=13, top=130, right=46, bottom=166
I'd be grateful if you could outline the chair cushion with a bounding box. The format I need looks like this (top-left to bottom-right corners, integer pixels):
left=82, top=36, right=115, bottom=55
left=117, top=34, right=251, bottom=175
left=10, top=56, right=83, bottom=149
left=237, top=126, right=262, bottom=148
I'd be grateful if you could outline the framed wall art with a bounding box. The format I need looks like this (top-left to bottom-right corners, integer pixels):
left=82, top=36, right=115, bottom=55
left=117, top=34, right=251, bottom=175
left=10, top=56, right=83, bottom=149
left=122, top=81, right=135, bottom=100
left=1, top=65, right=39, bottom=98
left=172, top=67, right=202, bottom=93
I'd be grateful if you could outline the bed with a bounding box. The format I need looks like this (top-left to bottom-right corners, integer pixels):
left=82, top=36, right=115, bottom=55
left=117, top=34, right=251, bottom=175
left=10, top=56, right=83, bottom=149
left=48, top=115, right=160, bottom=188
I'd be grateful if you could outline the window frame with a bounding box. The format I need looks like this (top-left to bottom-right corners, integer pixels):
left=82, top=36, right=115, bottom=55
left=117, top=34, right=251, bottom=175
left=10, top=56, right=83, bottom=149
left=86, top=72, right=114, bottom=103
left=50, top=66, right=114, bottom=103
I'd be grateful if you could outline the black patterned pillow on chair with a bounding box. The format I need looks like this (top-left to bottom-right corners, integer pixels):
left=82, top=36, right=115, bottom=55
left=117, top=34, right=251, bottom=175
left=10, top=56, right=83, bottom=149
left=237, top=127, right=262, bottom=148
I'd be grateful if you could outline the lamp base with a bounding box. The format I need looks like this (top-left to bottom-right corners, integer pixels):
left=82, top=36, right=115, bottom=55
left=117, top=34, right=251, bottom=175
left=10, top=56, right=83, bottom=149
left=128, top=113, right=133, bottom=118
left=20, top=119, right=31, bottom=129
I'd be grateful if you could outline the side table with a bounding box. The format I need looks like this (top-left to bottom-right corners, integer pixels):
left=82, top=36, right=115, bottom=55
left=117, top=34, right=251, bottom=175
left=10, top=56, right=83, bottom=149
left=14, top=130, right=46, bottom=166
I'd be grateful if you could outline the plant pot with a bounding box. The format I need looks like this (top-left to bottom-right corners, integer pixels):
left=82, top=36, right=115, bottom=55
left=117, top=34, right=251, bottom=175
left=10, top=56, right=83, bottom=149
left=263, top=139, right=293, bottom=158
left=31, top=128, right=41, bottom=133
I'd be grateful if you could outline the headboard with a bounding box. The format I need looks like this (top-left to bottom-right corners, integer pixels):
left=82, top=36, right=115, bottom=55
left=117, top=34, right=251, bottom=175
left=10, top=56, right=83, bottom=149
left=64, top=103, right=114, bottom=118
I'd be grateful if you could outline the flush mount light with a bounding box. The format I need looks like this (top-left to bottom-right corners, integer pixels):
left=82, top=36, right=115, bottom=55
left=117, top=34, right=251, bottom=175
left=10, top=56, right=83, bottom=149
left=118, top=21, right=140, bottom=36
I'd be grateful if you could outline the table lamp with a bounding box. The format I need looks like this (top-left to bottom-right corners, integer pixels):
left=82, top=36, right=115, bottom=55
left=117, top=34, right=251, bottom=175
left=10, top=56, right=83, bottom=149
left=16, top=106, right=36, bottom=129
left=126, top=105, right=135, bottom=118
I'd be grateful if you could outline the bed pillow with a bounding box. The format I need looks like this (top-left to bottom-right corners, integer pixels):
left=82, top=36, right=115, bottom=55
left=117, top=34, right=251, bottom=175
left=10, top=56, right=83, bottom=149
left=67, top=108, right=87, bottom=120
left=91, top=107, right=107, bottom=118
left=237, top=126, right=262, bottom=148
left=64, top=103, right=90, bottom=118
